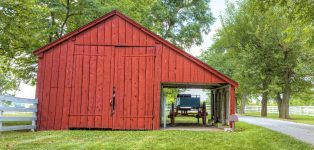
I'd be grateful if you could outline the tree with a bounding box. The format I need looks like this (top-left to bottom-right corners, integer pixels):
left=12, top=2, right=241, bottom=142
left=144, top=0, right=214, bottom=49
left=201, top=0, right=314, bottom=118
left=253, top=0, right=314, bottom=118
left=0, top=0, right=214, bottom=94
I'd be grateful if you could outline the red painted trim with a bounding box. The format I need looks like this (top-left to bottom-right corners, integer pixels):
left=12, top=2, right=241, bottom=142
left=229, top=85, right=236, bottom=128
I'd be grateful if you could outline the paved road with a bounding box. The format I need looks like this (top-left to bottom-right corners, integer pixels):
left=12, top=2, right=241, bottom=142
left=239, top=116, right=314, bottom=145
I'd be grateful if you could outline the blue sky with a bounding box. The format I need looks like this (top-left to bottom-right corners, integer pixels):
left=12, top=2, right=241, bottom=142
left=15, top=0, right=229, bottom=98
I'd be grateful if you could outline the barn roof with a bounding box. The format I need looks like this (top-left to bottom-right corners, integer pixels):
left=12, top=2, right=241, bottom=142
left=33, top=10, right=238, bottom=86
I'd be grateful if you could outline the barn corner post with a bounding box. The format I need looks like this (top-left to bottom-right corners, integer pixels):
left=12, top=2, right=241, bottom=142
left=229, top=85, right=236, bottom=128
left=153, top=44, right=162, bottom=130
left=35, top=52, right=43, bottom=131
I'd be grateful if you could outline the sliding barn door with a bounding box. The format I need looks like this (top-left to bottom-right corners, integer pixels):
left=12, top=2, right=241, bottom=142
left=68, top=45, right=156, bottom=130
left=112, top=47, right=156, bottom=130
left=69, top=45, right=114, bottom=129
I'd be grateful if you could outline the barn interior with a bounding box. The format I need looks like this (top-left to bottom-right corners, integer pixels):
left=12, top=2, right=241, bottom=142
left=160, top=83, right=231, bottom=129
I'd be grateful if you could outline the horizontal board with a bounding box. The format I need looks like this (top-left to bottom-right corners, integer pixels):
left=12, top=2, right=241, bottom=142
left=0, top=125, right=36, bottom=131
left=0, top=95, right=38, bottom=104
left=0, top=117, right=36, bottom=121
left=0, top=106, right=37, bottom=112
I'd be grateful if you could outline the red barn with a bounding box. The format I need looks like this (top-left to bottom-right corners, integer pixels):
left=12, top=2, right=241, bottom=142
left=33, top=10, right=237, bottom=130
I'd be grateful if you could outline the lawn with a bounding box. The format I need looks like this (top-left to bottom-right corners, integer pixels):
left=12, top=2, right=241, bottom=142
left=243, top=112, right=314, bottom=125
left=1, top=122, right=313, bottom=150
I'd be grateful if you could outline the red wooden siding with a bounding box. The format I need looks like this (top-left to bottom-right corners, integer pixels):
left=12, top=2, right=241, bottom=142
left=35, top=11, right=237, bottom=130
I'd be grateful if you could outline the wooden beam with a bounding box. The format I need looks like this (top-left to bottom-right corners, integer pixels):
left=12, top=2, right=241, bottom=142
left=0, top=95, right=38, bottom=104
left=0, top=125, right=36, bottom=131
left=0, top=117, right=36, bottom=122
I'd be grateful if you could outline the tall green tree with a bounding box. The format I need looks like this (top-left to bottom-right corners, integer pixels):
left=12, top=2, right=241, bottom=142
left=147, top=0, right=214, bottom=97
left=201, top=0, right=314, bottom=118
left=145, top=0, right=214, bottom=49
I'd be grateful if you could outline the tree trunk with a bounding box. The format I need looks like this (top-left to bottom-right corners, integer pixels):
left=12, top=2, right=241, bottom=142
left=275, top=93, right=282, bottom=117
left=261, top=92, right=268, bottom=117
left=240, top=92, right=247, bottom=114
left=280, top=76, right=291, bottom=119
left=280, top=96, right=289, bottom=118
left=279, top=49, right=291, bottom=119
left=49, top=12, right=56, bottom=42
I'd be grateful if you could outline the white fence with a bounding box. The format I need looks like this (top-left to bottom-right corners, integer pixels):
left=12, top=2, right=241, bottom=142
left=245, top=106, right=314, bottom=116
left=0, top=95, right=37, bottom=132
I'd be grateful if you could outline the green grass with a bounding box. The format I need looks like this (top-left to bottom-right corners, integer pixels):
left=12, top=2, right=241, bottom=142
left=1, top=122, right=313, bottom=150
left=243, top=112, right=314, bottom=125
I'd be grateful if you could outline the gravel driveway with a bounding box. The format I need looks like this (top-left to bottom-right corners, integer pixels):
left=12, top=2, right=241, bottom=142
left=239, top=116, right=314, bottom=145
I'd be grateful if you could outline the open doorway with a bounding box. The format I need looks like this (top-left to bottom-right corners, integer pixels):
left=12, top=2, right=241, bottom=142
left=160, top=83, right=231, bottom=129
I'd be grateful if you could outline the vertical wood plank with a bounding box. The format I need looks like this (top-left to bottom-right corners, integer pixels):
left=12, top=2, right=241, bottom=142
left=35, top=59, right=42, bottom=99
left=205, top=71, right=212, bottom=83
left=62, top=40, right=74, bottom=129
left=145, top=47, right=154, bottom=129
left=36, top=55, right=46, bottom=130
left=81, top=31, right=91, bottom=127
left=50, top=46, right=60, bottom=88
left=48, top=45, right=61, bottom=129
left=62, top=87, right=71, bottom=129
left=190, top=63, right=195, bottom=83
left=88, top=46, right=97, bottom=128
left=88, top=26, right=98, bottom=128
left=72, top=35, right=84, bottom=127
left=107, top=46, right=114, bottom=128
left=229, top=85, right=235, bottom=127
left=124, top=20, right=133, bottom=129
left=197, top=67, right=203, bottom=83
left=123, top=49, right=132, bottom=129
left=54, top=43, right=68, bottom=130
left=175, top=54, right=183, bottom=82
left=161, top=46, right=169, bottom=82
left=118, top=17, right=126, bottom=45
left=145, top=35, right=157, bottom=130
left=137, top=32, right=146, bottom=129
left=113, top=47, right=124, bottom=129
left=153, top=44, right=162, bottom=130
left=183, top=59, right=190, bottom=82
left=95, top=23, right=104, bottom=128
left=104, top=19, right=112, bottom=45
left=118, top=18, right=126, bottom=129
left=130, top=26, right=139, bottom=129
left=98, top=23, right=105, bottom=45
left=112, top=16, right=118, bottom=45
left=95, top=46, right=104, bottom=128
left=103, top=19, right=112, bottom=128
left=168, top=50, right=176, bottom=81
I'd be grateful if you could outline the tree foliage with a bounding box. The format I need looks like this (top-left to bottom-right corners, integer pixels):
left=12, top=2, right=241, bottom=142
left=200, top=0, right=314, bottom=118
left=0, top=0, right=214, bottom=94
